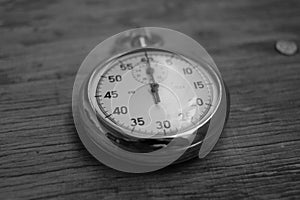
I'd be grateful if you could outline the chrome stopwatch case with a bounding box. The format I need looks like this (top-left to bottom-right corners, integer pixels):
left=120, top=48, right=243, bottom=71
left=72, top=27, right=229, bottom=173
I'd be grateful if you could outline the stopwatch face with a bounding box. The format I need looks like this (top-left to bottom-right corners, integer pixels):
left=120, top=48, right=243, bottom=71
left=88, top=48, right=221, bottom=139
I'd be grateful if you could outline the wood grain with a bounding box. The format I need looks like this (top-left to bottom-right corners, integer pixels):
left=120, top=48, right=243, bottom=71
left=0, top=0, right=300, bottom=199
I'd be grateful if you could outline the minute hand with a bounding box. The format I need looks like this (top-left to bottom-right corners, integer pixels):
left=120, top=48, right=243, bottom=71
left=145, top=52, right=161, bottom=104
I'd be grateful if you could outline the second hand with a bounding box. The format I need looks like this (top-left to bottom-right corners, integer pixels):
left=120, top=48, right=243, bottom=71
left=145, top=51, right=161, bottom=104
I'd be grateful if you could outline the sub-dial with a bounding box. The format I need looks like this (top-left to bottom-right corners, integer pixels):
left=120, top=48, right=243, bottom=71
left=132, top=61, right=168, bottom=84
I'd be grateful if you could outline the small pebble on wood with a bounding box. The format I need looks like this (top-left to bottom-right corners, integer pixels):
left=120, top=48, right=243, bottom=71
left=275, top=40, right=298, bottom=56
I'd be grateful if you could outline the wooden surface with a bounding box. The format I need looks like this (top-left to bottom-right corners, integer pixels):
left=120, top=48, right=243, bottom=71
left=1, top=0, right=300, bottom=199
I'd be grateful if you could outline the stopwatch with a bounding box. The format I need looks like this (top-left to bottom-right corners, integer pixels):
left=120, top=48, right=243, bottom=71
left=72, top=27, right=229, bottom=173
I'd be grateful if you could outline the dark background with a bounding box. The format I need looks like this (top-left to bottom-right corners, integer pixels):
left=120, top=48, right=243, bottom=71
left=0, top=0, right=299, bottom=199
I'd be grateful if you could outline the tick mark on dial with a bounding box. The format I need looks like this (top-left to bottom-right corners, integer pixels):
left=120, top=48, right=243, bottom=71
left=191, top=118, right=196, bottom=125
left=105, top=114, right=112, bottom=118
left=131, top=126, right=135, bottom=133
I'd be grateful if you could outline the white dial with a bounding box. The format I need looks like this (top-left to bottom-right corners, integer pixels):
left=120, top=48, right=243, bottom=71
left=88, top=49, right=220, bottom=138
